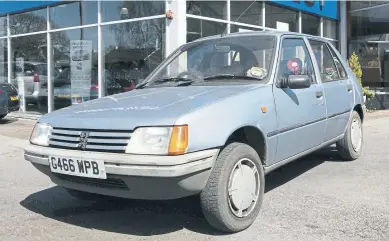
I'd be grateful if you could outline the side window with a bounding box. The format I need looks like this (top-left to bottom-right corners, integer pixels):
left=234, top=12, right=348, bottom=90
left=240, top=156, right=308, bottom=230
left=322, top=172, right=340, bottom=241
left=309, top=40, right=342, bottom=82
left=328, top=45, right=347, bottom=79
left=277, top=38, right=316, bottom=83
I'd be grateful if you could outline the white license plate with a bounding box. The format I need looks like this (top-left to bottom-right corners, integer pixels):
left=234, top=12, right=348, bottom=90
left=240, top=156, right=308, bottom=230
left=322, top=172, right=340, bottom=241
left=49, top=156, right=107, bottom=179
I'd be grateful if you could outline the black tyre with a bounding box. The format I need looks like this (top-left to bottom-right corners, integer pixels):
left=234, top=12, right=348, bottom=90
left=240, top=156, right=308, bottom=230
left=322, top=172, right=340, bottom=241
left=336, top=110, right=363, bottom=161
left=0, top=114, right=6, bottom=120
left=65, top=188, right=114, bottom=202
left=200, top=142, right=265, bottom=233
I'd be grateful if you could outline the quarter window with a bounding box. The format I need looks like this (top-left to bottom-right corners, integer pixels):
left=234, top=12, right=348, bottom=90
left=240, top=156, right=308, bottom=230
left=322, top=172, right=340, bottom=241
left=328, top=45, right=347, bottom=79
left=276, top=38, right=316, bottom=83
left=309, top=40, right=344, bottom=82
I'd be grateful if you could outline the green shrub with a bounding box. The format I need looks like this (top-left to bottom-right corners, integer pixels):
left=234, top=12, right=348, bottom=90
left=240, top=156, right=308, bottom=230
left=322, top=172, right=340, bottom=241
left=347, top=52, right=375, bottom=99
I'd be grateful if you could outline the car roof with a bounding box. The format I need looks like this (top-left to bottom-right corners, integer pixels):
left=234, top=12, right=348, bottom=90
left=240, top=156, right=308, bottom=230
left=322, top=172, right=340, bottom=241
left=193, top=30, right=330, bottom=43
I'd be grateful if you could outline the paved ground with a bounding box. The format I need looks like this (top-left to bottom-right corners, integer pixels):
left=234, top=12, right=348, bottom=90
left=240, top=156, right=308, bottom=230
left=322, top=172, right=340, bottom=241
left=0, top=113, right=389, bottom=241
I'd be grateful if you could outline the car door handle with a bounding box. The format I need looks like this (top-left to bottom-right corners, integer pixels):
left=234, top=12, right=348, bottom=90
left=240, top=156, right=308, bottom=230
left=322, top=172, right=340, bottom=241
left=347, top=84, right=353, bottom=92
left=315, top=91, right=323, bottom=98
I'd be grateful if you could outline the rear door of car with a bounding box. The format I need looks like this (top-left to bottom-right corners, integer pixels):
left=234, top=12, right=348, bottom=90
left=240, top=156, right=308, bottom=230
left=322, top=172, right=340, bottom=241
left=308, top=39, right=353, bottom=142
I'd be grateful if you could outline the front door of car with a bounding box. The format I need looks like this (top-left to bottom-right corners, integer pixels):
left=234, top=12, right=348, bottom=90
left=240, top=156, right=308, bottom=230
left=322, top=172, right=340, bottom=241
left=272, top=37, right=327, bottom=163
left=308, top=40, right=353, bottom=142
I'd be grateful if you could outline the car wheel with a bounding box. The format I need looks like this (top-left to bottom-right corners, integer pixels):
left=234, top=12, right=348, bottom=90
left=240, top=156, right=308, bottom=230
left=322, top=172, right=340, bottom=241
left=0, top=114, right=6, bottom=120
left=65, top=188, right=115, bottom=202
left=336, top=110, right=363, bottom=161
left=200, top=142, right=264, bottom=233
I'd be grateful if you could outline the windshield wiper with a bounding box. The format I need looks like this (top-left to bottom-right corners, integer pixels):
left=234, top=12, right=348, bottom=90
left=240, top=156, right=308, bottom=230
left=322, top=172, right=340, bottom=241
left=136, top=77, right=196, bottom=89
left=154, top=77, right=194, bottom=84
left=204, top=74, right=262, bottom=81
left=135, top=82, right=147, bottom=89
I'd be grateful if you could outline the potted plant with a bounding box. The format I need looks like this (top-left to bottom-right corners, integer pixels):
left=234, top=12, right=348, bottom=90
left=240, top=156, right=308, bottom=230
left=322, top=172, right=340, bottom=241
left=347, top=52, right=375, bottom=102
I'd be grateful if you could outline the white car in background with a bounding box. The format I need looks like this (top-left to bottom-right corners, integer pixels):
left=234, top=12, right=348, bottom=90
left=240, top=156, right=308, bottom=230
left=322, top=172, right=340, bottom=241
left=0, top=62, right=49, bottom=106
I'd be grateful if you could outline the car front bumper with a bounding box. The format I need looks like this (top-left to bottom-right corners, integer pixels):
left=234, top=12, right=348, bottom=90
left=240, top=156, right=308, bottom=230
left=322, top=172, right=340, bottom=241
left=24, top=144, right=219, bottom=200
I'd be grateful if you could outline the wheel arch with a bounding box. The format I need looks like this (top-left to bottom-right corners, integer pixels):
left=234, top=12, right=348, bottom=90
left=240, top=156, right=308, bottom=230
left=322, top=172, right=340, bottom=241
left=224, top=125, right=268, bottom=166
left=353, top=104, right=364, bottom=123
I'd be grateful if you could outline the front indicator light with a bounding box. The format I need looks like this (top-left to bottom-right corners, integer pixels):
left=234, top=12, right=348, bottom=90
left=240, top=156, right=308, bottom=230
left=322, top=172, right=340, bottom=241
left=168, top=125, right=188, bottom=155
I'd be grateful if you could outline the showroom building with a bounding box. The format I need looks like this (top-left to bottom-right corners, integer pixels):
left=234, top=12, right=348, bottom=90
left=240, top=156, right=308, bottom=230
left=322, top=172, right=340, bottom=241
left=0, top=0, right=343, bottom=116
left=348, top=1, right=389, bottom=109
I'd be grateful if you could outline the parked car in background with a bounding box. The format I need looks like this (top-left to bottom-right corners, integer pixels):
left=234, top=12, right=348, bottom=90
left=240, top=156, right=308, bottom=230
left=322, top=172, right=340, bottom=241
left=0, top=62, right=48, bottom=107
left=0, top=82, right=19, bottom=119
left=24, top=32, right=365, bottom=233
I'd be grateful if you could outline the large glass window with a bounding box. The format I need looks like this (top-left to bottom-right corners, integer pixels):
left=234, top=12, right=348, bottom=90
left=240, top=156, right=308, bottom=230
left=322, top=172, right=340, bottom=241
left=323, top=18, right=338, bottom=40
left=50, top=1, right=98, bottom=29
left=0, top=17, right=6, bottom=37
left=349, top=2, right=389, bottom=87
left=51, top=27, right=98, bottom=110
left=350, top=1, right=371, bottom=11
left=230, top=1, right=262, bottom=26
left=187, top=1, right=227, bottom=20
left=302, top=13, right=320, bottom=36
left=0, top=39, right=7, bottom=83
left=265, top=3, right=298, bottom=32
left=11, top=34, right=47, bottom=114
left=370, top=1, right=389, bottom=7
left=187, top=18, right=226, bottom=42
left=230, top=25, right=263, bottom=33
left=101, top=1, right=165, bottom=23
left=102, top=18, right=165, bottom=96
left=10, top=8, right=47, bottom=35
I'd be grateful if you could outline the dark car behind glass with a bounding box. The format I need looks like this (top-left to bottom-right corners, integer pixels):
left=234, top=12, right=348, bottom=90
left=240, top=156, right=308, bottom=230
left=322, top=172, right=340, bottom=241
left=0, top=82, right=19, bottom=119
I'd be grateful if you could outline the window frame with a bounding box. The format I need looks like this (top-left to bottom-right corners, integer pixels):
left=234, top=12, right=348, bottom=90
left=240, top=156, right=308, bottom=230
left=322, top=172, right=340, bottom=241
left=275, top=36, right=318, bottom=88
left=307, top=38, right=348, bottom=83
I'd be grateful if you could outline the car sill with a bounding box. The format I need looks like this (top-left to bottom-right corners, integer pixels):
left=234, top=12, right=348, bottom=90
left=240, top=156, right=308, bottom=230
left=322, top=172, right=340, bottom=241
left=264, top=134, right=344, bottom=174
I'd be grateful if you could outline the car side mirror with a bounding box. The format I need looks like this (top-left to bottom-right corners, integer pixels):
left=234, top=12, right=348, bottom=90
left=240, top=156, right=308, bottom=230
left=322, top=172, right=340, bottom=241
left=282, top=75, right=311, bottom=89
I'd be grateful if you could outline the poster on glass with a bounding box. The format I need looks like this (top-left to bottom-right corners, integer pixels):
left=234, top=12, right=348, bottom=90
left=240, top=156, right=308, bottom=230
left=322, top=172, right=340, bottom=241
left=70, top=40, right=92, bottom=105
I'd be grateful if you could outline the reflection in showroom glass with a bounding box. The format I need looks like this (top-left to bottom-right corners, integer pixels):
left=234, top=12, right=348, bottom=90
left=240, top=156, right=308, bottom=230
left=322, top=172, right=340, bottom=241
left=101, top=0, right=165, bottom=22
left=10, top=8, right=47, bottom=35
left=50, top=1, right=97, bottom=29
left=187, top=18, right=226, bottom=42
left=0, top=39, right=7, bottom=83
left=102, top=18, right=165, bottom=96
left=12, top=34, right=48, bottom=114
left=51, top=27, right=98, bottom=110
left=265, top=3, right=298, bottom=32
left=187, top=1, right=227, bottom=20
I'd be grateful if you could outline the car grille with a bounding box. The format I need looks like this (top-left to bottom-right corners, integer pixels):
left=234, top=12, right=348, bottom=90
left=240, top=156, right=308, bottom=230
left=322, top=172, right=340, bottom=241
left=49, top=127, right=132, bottom=153
left=54, top=173, right=128, bottom=190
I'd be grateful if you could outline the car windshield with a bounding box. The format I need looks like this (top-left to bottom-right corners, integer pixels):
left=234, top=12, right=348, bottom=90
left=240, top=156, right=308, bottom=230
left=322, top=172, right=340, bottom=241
left=141, top=35, right=276, bottom=88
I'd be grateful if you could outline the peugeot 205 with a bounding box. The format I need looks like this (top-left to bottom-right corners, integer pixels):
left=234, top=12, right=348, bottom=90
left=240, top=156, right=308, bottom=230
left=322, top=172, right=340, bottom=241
left=24, top=32, right=365, bottom=233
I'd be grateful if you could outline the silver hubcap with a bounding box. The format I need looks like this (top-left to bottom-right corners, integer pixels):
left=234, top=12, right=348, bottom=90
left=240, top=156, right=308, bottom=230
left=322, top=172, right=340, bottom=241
left=227, top=158, right=260, bottom=218
left=350, top=117, right=362, bottom=152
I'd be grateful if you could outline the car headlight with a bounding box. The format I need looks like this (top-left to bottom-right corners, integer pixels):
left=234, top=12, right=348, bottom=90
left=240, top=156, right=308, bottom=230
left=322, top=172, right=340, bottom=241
left=30, top=123, right=52, bottom=146
left=125, top=126, right=188, bottom=155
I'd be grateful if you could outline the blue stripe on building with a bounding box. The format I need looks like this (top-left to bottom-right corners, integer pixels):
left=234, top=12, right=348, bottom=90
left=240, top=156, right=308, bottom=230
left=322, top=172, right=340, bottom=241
left=271, top=0, right=339, bottom=19
left=0, top=0, right=338, bottom=20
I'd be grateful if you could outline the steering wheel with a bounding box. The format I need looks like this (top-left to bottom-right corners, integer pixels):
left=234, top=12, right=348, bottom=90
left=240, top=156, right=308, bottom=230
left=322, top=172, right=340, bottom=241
left=176, top=71, right=203, bottom=81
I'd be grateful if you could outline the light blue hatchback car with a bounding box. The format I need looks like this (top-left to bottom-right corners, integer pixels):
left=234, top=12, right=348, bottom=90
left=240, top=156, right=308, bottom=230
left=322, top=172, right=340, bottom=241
left=24, top=32, right=365, bottom=233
